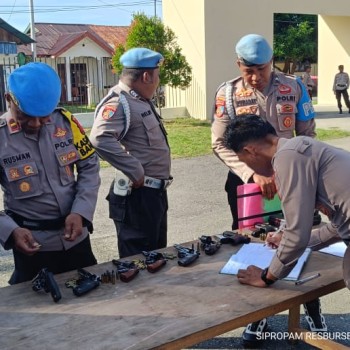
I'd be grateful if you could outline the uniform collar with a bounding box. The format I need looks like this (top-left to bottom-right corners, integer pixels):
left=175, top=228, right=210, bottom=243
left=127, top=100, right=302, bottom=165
left=118, top=80, right=149, bottom=101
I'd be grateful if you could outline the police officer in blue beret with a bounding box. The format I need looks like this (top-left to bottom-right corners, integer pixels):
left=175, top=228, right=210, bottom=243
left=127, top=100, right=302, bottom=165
left=211, top=34, right=325, bottom=343
left=90, top=48, right=172, bottom=258
left=0, top=62, right=100, bottom=284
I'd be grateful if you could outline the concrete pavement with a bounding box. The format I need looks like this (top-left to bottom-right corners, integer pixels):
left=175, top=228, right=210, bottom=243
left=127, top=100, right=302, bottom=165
left=314, top=104, right=350, bottom=133
left=1, top=106, right=350, bottom=349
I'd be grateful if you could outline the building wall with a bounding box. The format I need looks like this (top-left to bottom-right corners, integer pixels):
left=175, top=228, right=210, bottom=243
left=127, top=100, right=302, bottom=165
left=318, top=15, right=350, bottom=105
left=163, top=0, right=207, bottom=119
left=62, top=37, right=110, bottom=59
left=163, top=0, right=350, bottom=118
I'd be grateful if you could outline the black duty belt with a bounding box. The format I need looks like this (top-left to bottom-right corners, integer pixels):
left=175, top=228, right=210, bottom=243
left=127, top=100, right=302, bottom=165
left=6, top=210, right=66, bottom=230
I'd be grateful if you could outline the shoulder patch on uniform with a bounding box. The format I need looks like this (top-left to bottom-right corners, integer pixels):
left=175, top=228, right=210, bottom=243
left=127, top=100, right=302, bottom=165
left=215, top=96, right=226, bottom=106
left=215, top=106, right=225, bottom=118
left=102, top=105, right=117, bottom=120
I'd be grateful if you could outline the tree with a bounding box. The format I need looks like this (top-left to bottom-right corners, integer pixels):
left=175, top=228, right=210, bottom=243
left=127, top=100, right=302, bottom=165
left=274, top=14, right=317, bottom=73
left=111, top=13, right=192, bottom=108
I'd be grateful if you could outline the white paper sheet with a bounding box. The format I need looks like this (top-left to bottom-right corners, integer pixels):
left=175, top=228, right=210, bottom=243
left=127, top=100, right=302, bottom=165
left=220, top=242, right=311, bottom=281
left=319, top=242, right=347, bottom=257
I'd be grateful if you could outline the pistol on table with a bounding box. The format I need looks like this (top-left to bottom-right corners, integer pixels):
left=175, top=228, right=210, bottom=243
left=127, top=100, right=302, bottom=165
left=199, top=235, right=221, bottom=255
left=220, top=231, right=251, bottom=245
left=174, top=243, right=200, bottom=266
left=65, top=268, right=101, bottom=297
left=142, top=251, right=167, bottom=273
left=112, top=259, right=140, bottom=282
left=32, top=267, right=62, bottom=303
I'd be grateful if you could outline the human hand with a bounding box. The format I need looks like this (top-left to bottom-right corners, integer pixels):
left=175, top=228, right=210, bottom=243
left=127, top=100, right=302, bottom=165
left=12, top=227, right=41, bottom=255
left=64, top=213, right=83, bottom=241
left=132, top=176, right=144, bottom=189
left=252, top=174, right=277, bottom=200
left=237, top=265, right=267, bottom=288
left=266, top=231, right=282, bottom=249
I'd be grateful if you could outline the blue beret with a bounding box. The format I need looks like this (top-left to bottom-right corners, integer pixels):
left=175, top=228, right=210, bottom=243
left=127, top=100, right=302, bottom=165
left=8, top=62, right=61, bottom=117
left=235, top=34, right=273, bottom=66
left=120, top=48, right=164, bottom=69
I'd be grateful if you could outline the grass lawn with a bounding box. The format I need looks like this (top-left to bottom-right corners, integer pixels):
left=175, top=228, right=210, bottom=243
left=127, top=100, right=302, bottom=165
left=164, top=117, right=350, bottom=158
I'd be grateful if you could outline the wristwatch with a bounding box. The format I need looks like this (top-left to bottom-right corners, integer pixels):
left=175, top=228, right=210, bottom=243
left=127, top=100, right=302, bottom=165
left=261, top=267, right=275, bottom=286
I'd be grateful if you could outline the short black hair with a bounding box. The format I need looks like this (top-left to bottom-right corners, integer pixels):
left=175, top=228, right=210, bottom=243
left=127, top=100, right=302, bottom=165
left=121, top=67, right=154, bottom=82
left=223, top=115, right=277, bottom=153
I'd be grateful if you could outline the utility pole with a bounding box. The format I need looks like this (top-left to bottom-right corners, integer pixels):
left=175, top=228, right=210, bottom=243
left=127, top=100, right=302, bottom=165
left=29, top=0, right=36, bottom=61
left=154, top=0, right=157, bottom=17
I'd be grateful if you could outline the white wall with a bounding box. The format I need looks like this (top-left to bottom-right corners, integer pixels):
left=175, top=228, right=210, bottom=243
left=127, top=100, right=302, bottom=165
left=62, top=37, right=110, bottom=59
left=163, top=0, right=350, bottom=119
left=318, top=15, right=350, bottom=105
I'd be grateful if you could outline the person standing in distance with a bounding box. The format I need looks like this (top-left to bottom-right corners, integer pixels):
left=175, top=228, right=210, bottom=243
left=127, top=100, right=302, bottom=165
left=333, top=64, right=350, bottom=114
left=301, top=65, right=315, bottom=100
left=211, top=33, right=320, bottom=344
left=0, top=62, right=100, bottom=284
left=90, top=48, right=172, bottom=259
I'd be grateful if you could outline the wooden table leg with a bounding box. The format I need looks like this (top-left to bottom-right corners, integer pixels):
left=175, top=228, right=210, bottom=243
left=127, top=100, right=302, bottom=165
left=288, top=305, right=301, bottom=333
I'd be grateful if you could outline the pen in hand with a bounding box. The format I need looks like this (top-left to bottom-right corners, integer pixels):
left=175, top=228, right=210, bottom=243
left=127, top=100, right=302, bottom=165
left=295, top=273, right=321, bottom=285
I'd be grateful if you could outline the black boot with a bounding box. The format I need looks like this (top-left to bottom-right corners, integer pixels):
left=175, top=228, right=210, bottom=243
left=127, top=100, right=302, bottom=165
left=339, top=108, right=343, bottom=114
left=242, top=318, right=268, bottom=345
left=303, top=299, right=327, bottom=332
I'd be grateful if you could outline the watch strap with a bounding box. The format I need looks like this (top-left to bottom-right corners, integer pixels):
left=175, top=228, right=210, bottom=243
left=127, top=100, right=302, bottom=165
left=261, top=267, right=275, bottom=286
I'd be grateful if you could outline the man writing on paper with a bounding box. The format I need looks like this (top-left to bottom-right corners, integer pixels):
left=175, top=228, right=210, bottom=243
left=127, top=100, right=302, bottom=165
left=211, top=33, right=321, bottom=342
left=223, top=115, right=348, bottom=288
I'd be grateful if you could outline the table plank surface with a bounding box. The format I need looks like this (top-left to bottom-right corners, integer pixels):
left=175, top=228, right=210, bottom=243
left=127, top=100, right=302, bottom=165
left=0, top=242, right=345, bottom=350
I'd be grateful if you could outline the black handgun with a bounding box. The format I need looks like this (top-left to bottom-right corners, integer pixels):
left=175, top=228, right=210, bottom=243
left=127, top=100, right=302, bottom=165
left=251, top=224, right=277, bottom=238
left=142, top=251, right=167, bottom=273
left=72, top=268, right=101, bottom=296
left=220, top=231, right=251, bottom=245
left=32, top=268, right=62, bottom=303
left=199, top=235, right=221, bottom=255
left=174, top=243, right=200, bottom=266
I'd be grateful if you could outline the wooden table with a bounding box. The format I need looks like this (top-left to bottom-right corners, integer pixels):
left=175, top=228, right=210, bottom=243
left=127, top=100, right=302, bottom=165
left=0, top=241, right=346, bottom=350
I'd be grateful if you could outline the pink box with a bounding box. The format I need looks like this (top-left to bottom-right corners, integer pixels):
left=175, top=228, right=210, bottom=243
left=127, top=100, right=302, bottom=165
left=237, top=183, right=282, bottom=229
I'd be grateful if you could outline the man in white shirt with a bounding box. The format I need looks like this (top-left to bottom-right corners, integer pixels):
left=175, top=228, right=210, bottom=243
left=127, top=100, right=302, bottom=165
left=333, top=65, right=350, bottom=114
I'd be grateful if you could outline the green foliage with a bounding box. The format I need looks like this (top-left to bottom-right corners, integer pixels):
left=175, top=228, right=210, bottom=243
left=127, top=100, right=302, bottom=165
left=274, top=14, right=317, bottom=73
left=111, top=44, right=126, bottom=76
left=111, top=13, right=192, bottom=90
